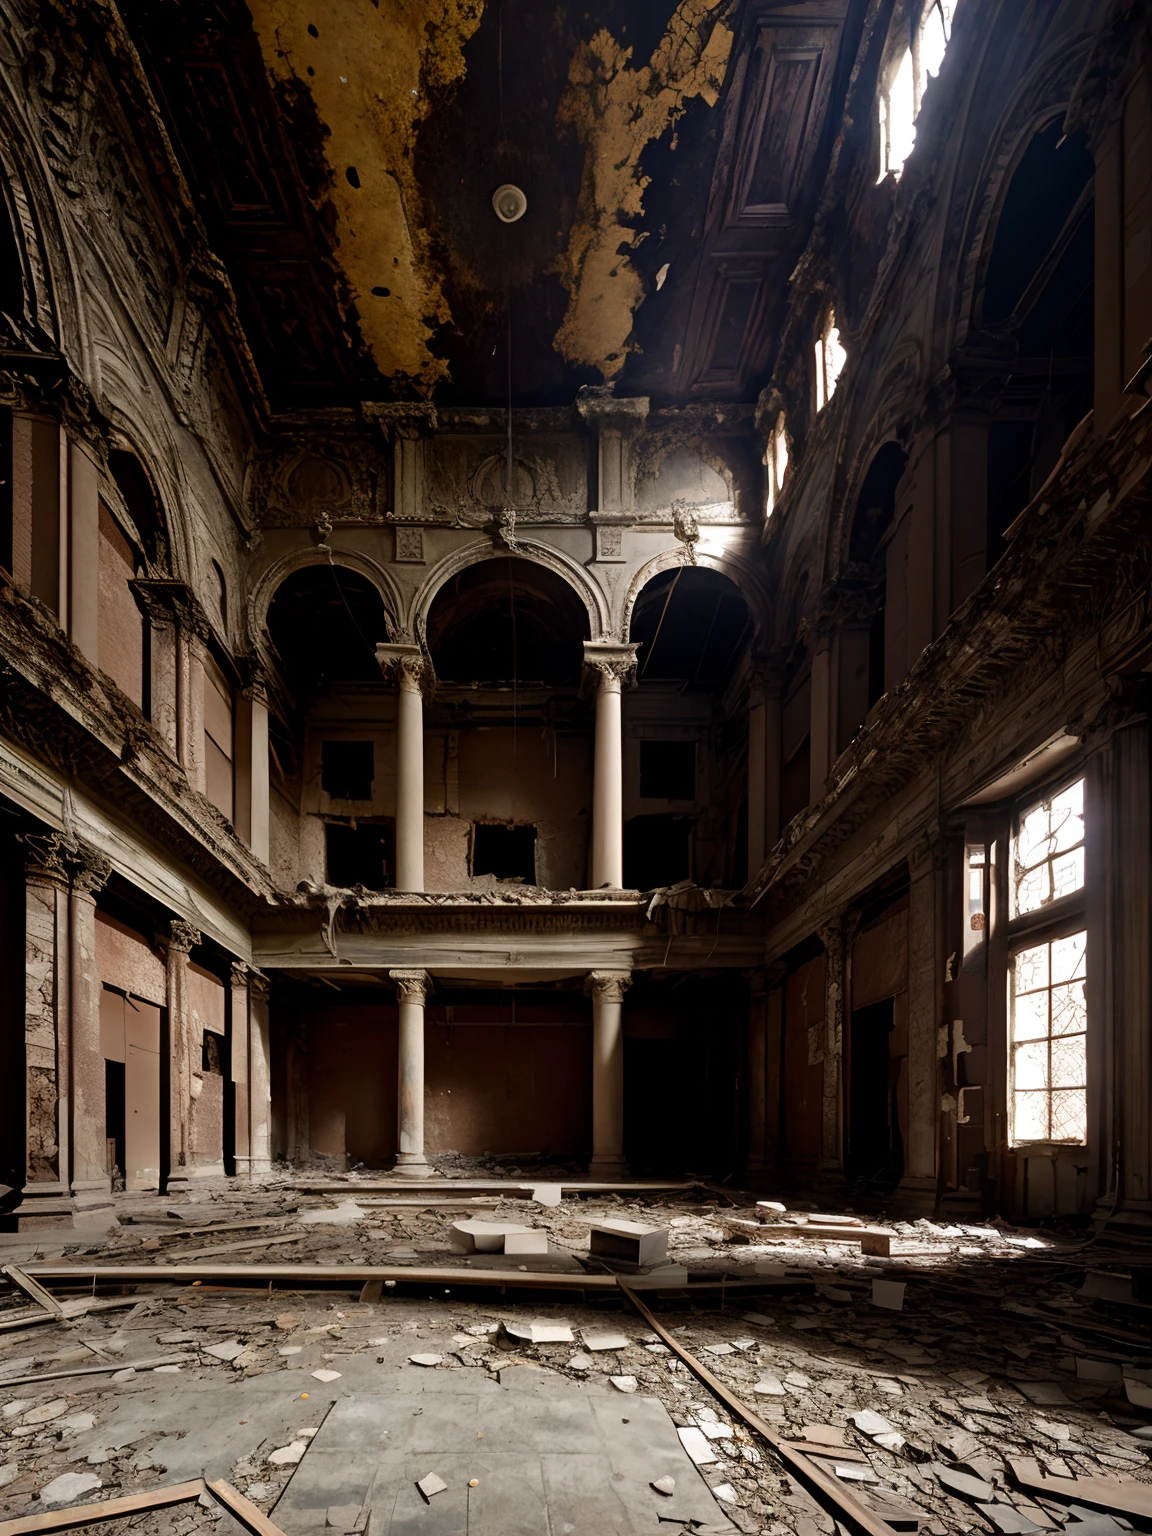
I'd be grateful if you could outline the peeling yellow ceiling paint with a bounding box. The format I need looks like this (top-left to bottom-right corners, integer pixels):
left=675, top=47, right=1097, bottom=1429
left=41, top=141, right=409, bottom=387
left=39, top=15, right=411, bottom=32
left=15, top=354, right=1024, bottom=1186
left=248, top=0, right=484, bottom=395
left=553, top=0, right=733, bottom=381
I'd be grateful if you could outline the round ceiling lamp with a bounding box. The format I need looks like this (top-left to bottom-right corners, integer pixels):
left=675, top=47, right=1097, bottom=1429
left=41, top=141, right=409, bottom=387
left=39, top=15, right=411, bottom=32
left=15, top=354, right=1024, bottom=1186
left=492, top=184, right=527, bottom=224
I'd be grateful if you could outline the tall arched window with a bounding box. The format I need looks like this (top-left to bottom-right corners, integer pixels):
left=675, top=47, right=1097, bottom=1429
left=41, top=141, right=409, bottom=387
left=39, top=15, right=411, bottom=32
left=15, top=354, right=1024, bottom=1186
left=877, top=1, right=955, bottom=182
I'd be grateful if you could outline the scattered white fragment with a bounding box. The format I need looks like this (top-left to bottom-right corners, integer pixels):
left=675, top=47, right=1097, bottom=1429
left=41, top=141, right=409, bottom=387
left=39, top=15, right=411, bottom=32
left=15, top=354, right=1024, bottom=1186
left=610, top=1376, right=638, bottom=1393
left=86, top=1451, right=108, bottom=1466
left=753, top=1376, right=785, bottom=1396
left=651, top=1476, right=675, bottom=1496
left=409, top=1353, right=443, bottom=1368
left=416, top=1472, right=447, bottom=1501
left=783, top=1372, right=811, bottom=1388
left=56, top=1414, right=96, bottom=1434
left=299, top=1201, right=366, bottom=1226
left=503, top=1321, right=574, bottom=1345
left=697, top=1422, right=735, bottom=1441
left=245, top=1484, right=273, bottom=1501
left=833, top=1464, right=878, bottom=1482
left=874, top=1431, right=906, bottom=1451
left=268, top=1442, right=308, bottom=1466
left=729, top=1339, right=757, bottom=1352
left=871, top=1279, right=906, bottom=1311
left=38, top=1472, right=102, bottom=1508
left=849, top=1409, right=895, bottom=1436
left=566, top=1353, right=594, bottom=1371
left=703, top=1343, right=735, bottom=1356
left=677, top=1427, right=718, bottom=1466
left=298, top=1429, right=320, bottom=1439
left=531, top=1184, right=563, bottom=1207
left=583, top=1333, right=630, bottom=1352
left=204, top=1340, right=246, bottom=1362
left=311, top=1369, right=342, bottom=1382
left=22, top=1400, right=69, bottom=1426
left=711, top=1483, right=738, bottom=1504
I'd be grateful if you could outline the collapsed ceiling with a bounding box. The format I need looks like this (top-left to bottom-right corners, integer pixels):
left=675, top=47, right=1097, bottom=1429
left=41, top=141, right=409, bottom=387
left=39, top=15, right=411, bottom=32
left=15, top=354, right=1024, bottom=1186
left=124, top=0, right=856, bottom=409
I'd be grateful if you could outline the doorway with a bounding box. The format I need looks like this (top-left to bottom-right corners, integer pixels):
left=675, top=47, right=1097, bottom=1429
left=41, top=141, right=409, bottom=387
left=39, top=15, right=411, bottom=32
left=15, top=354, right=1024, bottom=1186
left=100, top=987, right=162, bottom=1190
left=848, top=997, right=903, bottom=1189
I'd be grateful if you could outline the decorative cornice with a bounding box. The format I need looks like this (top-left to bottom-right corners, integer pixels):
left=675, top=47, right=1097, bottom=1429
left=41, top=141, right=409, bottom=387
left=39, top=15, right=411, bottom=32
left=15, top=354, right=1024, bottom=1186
left=131, top=580, right=212, bottom=642
left=582, top=641, right=639, bottom=689
left=575, top=387, right=649, bottom=431
left=376, top=642, right=432, bottom=695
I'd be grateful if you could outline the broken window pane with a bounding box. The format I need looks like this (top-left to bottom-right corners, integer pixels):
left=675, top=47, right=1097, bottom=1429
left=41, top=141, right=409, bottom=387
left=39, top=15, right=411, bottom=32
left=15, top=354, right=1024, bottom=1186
left=1011, top=778, right=1085, bottom=917
left=1009, top=928, right=1087, bottom=1145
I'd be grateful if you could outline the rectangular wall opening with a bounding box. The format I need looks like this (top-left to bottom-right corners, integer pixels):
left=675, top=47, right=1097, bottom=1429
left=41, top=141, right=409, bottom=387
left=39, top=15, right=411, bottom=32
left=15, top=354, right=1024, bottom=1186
left=471, top=823, right=537, bottom=883
left=325, top=820, right=395, bottom=889
left=639, top=739, right=696, bottom=800
left=322, top=740, right=375, bottom=800
left=624, top=814, right=693, bottom=890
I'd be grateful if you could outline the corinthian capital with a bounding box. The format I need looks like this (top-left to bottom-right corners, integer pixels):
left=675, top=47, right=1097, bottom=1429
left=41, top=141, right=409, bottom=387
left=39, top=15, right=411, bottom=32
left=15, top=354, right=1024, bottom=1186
left=70, top=842, right=112, bottom=896
left=168, top=918, right=201, bottom=955
left=19, top=831, right=71, bottom=883
left=376, top=642, right=431, bottom=694
left=582, top=641, right=639, bottom=689
left=389, top=968, right=428, bottom=1004
left=586, top=970, right=632, bottom=1004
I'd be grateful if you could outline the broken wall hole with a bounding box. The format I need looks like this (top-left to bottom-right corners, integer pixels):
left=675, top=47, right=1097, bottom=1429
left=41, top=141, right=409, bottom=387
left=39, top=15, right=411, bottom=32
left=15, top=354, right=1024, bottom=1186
left=469, top=822, right=537, bottom=883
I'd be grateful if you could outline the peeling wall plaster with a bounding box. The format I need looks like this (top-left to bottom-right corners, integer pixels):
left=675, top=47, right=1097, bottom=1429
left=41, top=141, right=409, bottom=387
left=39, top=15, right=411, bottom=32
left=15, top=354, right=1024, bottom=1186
left=248, top=0, right=484, bottom=393
left=553, top=0, right=733, bottom=379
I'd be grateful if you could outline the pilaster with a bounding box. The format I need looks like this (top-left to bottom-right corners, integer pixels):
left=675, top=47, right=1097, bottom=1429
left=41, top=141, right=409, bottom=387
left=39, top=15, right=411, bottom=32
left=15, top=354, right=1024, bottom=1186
left=162, top=917, right=200, bottom=1193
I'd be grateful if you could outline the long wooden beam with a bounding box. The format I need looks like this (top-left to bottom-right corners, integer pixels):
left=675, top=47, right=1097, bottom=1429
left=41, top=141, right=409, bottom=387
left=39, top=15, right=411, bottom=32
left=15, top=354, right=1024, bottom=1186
left=0, top=1480, right=206, bottom=1536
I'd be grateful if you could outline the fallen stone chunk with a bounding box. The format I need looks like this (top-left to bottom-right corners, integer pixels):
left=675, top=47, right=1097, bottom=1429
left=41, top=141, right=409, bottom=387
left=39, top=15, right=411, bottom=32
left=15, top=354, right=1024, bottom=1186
left=37, top=1471, right=102, bottom=1508
left=409, top=1353, right=443, bottom=1367
left=22, top=1399, right=69, bottom=1426
left=204, top=1340, right=246, bottom=1362
left=832, top=1464, right=878, bottom=1482
left=86, top=1451, right=108, bottom=1466
left=850, top=1409, right=896, bottom=1436
left=56, top=1413, right=97, bottom=1433
left=268, top=1441, right=308, bottom=1466
left=651, top=1476, right=675, bottom=1496
left=711, top=1483, right=738, bottom=1504
left=416, top=1472, right=447, bottom=1501
left=311, top=1368, right=342, bottom=1382
left=110, top=1368, right=136, bottom=1382
left=503, top=1320, right=574, bottom=1345
left=697, top=1421, right=736, bottom=1441
left=275, top=1314, right=300, bottom=1330
left=704, top=1343, right=735, bottom=1356
left=279, top=1346, right=303, bottom=1356
left=610, top=1376, right=638, bottom=1393
left=975, top=1505, right=1044, bottom=1533
left=583, top=1333, right=630, bottom=1352
left=677, top=1427, right=718, bottom=1466
left=245, top=1483, right=274, bottom=1501
left=153, top=1364, right=182, bottom=1374
left=531, top=1184, right=562, bottom=1207
left=566, top=1353, right=594, bottom=1371
left=783, top=1371, right=811, bottom=1388
left=753, top=1376, right=785, bottom=1396
left=932, top=1462, right=995, bottom=1501
left=1016, top=1381, right=1071, bottom=1406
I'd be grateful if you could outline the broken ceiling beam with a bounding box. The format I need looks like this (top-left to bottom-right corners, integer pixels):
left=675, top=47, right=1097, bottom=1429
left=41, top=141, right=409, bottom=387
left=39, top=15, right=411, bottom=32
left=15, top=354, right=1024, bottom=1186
left=2, top=1264, right=64, bottom=1316
left=0, top=1479, right=207, bottom=1536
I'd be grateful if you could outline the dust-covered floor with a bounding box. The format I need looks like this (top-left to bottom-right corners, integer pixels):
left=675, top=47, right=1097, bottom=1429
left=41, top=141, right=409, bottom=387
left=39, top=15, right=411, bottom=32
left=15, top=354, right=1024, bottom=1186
left=3, top=1175, right=1152, bottom=1535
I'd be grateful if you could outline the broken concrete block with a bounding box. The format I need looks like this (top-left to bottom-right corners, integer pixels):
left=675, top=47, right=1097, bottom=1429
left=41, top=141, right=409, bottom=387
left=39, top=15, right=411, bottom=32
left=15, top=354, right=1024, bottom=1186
left=753, top=1376, right=785, bottom=1396
left=204, top=1340, right=246, bottom=1361
left=311, top=1368, right=342, bottom=1382
left=110, top=1368, right=136, bottom=1382
left=697, top=1421, right=735, bottom=1441
left=268, top=1441, right=308, bottom=1466
left=610, top=1375, right=638, bottom=1393
left=530, top=1184, right=563, bottom=1207
left=651, top=1476, right=675, bottom=1496
left=704, top=1343, right=735, bottom=1356
left=711, top=1483, right=738, bottom=1504
left=588, top=1218, right=668, bottom=1267
left=870, top=1279, right=906, bottom=1310
left=503, top=1320, right=574, bottom=1344
left=932, top=1463, right=995, bottom=1501
left=408, top=1353, right=443, bottom=1367
left=504, top=1232, right=549, bottom=1256
left=583, top=1332, right=630, bottom=1351
left=38, top=1472, right=102, bottom=1507
left=416, top=1472, right=447, bottom=1501
left=677, top=1426, right=718, bottom=1466
left=567, top=1353, right=594, bottom=1371
left=975, top=1506, right=1044, bottom=1534
left=850, top=1409, right=896, bottom=1436
left=450, top=1219, right=533, bottom=1253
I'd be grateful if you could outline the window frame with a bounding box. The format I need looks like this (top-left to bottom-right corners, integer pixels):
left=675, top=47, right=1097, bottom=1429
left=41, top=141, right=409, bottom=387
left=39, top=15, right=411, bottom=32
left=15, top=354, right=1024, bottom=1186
left=876, top=0, right=955, bottom=182
left=1004, top=772, right=1088, bottom=1149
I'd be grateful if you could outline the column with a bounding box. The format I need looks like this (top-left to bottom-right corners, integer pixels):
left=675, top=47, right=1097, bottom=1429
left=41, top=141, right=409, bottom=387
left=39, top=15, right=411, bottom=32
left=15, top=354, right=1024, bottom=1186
left=69, top=843, right=112, bottom=1197
left=11, top=833, right=73, bottom=1229
left=583, top=643, right=638, bottom=889
left=376, top=644, right=428, bottom=892
left=389, top=968, right=432, bottom=1176
left=229, top=963, right=251, bottom=1178
left=67, top=440, right=100, bottom=666
left=131, top=582, right=179, bottom=756
left=235, top=675, right=271, bottom=863
left=163, top=918, right=200, bottom=1192
left=587, top=970, right=631, bottom=1178
left=177, top=627, right=206, bottom=792
left=248, top=971, right=273, bottom=1178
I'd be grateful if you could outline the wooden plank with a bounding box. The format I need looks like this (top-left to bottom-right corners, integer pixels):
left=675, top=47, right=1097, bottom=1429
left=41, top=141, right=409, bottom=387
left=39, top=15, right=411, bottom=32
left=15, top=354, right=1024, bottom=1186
left=205, top=1480, right=290, bottom=1536
left=1007, top=1457, right=1152, bottom=1519
left=620, top=1282, right=908, bottom=1536
left=2, top=1265, right=64, bottom=1316
left=171, top=1217, right=288, bottom=1238
left=0, top=1298, right=136, bottom=1335
left=290, top=1179, right=694, bottom=1195
left=0, top=1355, right=190, bottom=1387
left=181, top=1233, right=306, bottom=1260
left=728, top=1221, right=891, bottom=1256
left=0, top=1479, right=204, bottom=1535
left=23, top=1262, right=623, bottom=1291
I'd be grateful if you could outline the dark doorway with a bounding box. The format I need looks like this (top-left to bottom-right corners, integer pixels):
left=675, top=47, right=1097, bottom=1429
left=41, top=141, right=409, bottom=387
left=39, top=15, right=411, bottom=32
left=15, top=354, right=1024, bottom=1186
left=624, top=814, right=693, bottom=890
left=105, top=1060, right=126, bottom=1186
left=848, top=997, right=903, bottom=1188
left=325, top=820, right=394, bottom=888
left=472, top=823, right=537, bottom=882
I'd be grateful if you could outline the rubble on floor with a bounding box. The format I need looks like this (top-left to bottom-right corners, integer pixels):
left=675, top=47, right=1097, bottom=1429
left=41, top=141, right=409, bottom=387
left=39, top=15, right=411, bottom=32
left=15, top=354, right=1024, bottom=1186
left=2, top=1178, right=1152, bottom=1535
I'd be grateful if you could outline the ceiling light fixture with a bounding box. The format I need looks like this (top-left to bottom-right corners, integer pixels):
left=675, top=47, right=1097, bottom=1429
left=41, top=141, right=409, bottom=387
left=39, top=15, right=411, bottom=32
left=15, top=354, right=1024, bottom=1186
left=492, top=184, right=527, bottom=224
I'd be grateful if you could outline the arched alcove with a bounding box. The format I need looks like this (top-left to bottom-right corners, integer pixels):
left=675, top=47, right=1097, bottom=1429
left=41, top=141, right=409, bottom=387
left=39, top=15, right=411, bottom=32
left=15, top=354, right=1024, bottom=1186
left=266, top=564, right=391, bottom=700
left=426, top=556, right=590, bottom=687
left=628, top=566, right=751, bottom=687
left=108, top=450, right=168, bottom=570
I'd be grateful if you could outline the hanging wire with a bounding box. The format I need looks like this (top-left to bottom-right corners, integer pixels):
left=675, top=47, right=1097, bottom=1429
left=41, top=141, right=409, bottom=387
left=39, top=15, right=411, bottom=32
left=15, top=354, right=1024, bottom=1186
left=639, top=566, right=683, bottom=678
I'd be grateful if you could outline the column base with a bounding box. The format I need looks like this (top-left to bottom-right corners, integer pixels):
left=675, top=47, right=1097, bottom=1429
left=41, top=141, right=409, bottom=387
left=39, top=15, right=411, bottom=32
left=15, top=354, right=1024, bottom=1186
left=588, top=1157, right=630, bottom=1182
left=11, top=1184, right=75, bottom=1231
left=390, top=1154, right=436, bottom=1178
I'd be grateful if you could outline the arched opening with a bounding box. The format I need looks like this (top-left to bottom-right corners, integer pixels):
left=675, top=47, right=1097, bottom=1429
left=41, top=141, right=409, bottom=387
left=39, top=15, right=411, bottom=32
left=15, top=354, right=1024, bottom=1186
left=423, top=557, right=593, bottom=890
left=426, top=557, right=589, bottom=687
left=626, top=566, right=753, bottom=890
left=108, top=451, right=167, bottom=570
left=848, top=440, right=908, bottom=719
left=266, top=564, right=394, bottom=890
left=980, top=120, right=1094, bottom=566
left=99, top=450, right=168, bottom=715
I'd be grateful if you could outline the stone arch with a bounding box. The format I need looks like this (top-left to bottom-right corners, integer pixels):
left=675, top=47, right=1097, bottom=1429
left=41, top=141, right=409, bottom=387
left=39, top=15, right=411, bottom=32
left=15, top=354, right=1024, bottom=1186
left=247, top=549, right=403, bottom=659
left=412, top=538, right=609, bottom=647
left=620, top=547, right=768, bottom=648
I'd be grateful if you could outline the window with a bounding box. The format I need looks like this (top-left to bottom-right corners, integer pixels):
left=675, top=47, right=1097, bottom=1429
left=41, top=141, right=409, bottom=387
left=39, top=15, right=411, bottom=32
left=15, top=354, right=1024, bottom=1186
left=639, top=740, right=696, bottom=801
left=814, top=310, right=846, bottom=411
left=321, top=740, right=374, bottom=801
left=202, top=653, right=234, bottom=822
left=325, top=820, right=393, bottom=889
left=624, top=814, right=693, bottom=891
left=472, top=823, right=537, bottom=883
left=764, top=412, right=790, bottom=519
left=877, top=1, right=955, bottom=182
left=1011, top=778, right=1084, bottom=918
left=1007, top=776, right=1088, bottom=1147
left=1009, top=929, right=1087, bottom=1144
left=964, top=843, right=986, bottom=961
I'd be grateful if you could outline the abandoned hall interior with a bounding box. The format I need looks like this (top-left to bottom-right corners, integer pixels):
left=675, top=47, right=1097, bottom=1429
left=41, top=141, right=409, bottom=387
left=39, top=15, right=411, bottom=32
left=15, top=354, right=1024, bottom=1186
left=0, top=0, right=1151, bottom=1234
